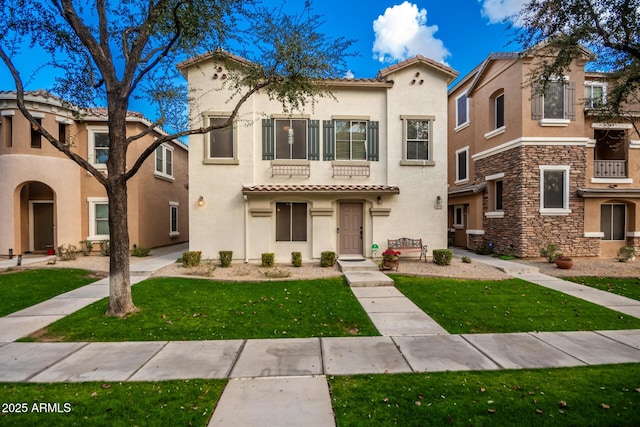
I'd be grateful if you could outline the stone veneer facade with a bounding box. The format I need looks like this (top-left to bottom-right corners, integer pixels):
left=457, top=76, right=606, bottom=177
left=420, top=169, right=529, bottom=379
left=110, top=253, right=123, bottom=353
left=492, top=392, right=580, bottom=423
left=474, top=145, right=600, bottom=258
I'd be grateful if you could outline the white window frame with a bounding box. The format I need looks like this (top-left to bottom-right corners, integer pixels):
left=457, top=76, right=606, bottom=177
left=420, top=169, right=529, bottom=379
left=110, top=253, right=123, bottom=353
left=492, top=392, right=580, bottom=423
left=455, top=92, right=469, bottom=130
left=485, top=172, right=505, bottom=218
left=455, top=146, right=469, bottom=184
left=169, top=201, right=180, bottom=237
left=540, top=77, right=570, bottom=126
left=453, top=205, right=465, bottom=229
left=539, top=165, right=571, bottom=215
left=154, top=143, right=175, bottom=180
left=87, top=126, right=109, bottom=169
left=400, top=115, right=435, bottom=166
left=585, top=81, right=607, bottom=109
left=87, top=197, right=109, bottom=240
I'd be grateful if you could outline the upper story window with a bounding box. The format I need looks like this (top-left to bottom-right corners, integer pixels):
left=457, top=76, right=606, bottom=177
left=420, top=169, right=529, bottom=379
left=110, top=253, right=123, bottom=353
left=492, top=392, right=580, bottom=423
left=155, top=144, right=174, bottom=180
left=455, top=93, right=469, bottom=129
left=275, top=119, right=307, bottom=160
left=87, top=126, right=109, bottom=167
left=263, top=118, right=320, bottom=161
left=206, top=116, right=236, bottom=164
left=495, top=92, right=505, bottom=129
left=455, top=146, right=469, bottom=183
left=539, top=165, right=571, bottom=215
left=1, top=112, right=14, bottom=147
left=335, top=120, right=367, bottom=160
left=531, top=78, right=576, bottom=125
left=585, top=82, right=606, bottom=109
left=30, top=118, right=42, bottom=149
left=405, top=118, right=430, bottom=160
left=400, top=115, right=434, bottom=166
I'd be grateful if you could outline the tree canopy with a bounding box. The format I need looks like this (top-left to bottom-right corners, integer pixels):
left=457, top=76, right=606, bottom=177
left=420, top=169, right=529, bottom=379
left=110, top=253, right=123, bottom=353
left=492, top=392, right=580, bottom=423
left=515, top=0, right=640, bottom=119
left=0, top=0, right=354, bottom=316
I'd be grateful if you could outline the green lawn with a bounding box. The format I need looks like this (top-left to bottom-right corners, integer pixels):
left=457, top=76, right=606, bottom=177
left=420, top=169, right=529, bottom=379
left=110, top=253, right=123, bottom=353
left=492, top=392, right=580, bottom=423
left=0, top=269, right=101, bottom=317
left=392, top=276, right=640, bottom=334
left=329, top=364, right=640, bottom=426
left=0, top=380, right=226, bottom=427
left=565, top=277, right=640, bottom=302
left=27, top=276, right=379, bottom=341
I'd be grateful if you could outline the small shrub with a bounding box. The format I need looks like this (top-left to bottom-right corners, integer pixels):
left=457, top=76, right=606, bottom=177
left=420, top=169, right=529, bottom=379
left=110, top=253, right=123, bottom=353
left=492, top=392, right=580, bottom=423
left=539, top=243, right=561, bottom=263
left=475, top=242, right=493, bottom=255
left=57, top=244, right=78, bottom=261
left=320, top=251, right=336, bottom=267
left=461, top=256, right=472, bottom=264
left=261, top=253, right=275, bottom=267
left=498, top=254, right=516, bottom=260
left=433, top=249, right=453, bottom=266
left=291, top=251, right=302, bottom=267
left=132, top=245, right=150, bottom=257
left=79, top=240, right=93, bottom=256
left=99, top=240, right=110, bottom=256
left=181, top=251, right=201, bottom=267
left=617, top=246, right=636, bottom=262
left=263, top=267, right=291, bottom=279
left=219, top=251, right=233, bottom=268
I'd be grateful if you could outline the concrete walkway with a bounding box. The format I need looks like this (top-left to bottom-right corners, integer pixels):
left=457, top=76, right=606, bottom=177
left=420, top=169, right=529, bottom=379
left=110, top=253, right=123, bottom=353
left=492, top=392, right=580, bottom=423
left=1, top=250, right=640, bottom=426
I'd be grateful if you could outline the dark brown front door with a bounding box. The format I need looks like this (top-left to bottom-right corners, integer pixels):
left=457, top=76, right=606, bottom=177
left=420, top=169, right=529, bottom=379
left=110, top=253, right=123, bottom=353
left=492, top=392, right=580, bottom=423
left=339, top=202, right=363, bottom=255
left=33, top=202, right=54, bottom=251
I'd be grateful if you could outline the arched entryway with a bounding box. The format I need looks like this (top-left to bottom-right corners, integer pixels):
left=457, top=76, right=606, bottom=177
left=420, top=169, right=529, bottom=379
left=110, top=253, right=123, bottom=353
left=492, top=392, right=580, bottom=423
left=15, top=182, right=56, bottom=253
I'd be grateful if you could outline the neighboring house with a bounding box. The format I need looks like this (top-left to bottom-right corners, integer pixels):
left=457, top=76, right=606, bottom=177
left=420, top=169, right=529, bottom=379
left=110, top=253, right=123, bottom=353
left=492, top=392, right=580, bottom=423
left=179, top=53, right=457, bottom=262
left=447, top=46, right=640, bottom=258
left=0, top=90, right=189, bottom=256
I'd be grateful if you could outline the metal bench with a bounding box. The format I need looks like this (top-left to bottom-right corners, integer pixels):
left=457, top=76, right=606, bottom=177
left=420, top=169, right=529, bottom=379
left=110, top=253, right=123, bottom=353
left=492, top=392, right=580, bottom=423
left=387, top=238, right=428, bottom=262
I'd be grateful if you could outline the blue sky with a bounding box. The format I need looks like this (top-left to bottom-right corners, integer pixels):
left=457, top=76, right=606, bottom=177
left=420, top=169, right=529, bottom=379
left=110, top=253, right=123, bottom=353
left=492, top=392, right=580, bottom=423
left=0, top=1, right=527, bottom=111
left=308, top=0, right=526, bottom=82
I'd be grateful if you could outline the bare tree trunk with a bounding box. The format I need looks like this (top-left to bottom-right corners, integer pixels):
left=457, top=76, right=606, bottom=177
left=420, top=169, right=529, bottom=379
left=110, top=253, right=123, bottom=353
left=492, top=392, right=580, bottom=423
left=105, top=177, right=137, bottom=316
left=104, top=99, right=137, bottom=317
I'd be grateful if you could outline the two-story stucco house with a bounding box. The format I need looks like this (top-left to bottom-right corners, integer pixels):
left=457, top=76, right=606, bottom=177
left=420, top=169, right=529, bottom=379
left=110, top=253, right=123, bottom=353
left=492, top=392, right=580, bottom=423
left=447, top=46, right=640, bottom=258
left=179, top=53, right=457, bottom=262
left=0, top=90, right=189, bottom=256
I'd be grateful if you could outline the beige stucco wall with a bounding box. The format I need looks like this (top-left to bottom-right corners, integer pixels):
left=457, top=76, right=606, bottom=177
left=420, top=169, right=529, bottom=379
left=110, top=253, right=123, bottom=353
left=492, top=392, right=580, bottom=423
left=1, top=95, right=189, bottom=254
left=186, top=57, right=452, bottom=261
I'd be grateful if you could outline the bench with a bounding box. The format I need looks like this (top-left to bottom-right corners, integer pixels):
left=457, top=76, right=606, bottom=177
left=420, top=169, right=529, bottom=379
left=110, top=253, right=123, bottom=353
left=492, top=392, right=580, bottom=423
left=387, top=238, right=428, bottom=262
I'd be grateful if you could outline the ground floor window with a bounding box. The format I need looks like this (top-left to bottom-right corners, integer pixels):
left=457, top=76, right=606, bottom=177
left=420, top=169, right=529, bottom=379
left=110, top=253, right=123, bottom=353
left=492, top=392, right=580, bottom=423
left=88, top=197, right=109, bottom=240
left=170, top=202, right=179, bottom=236
left=601, top=203, right=626, bottom=240
left=276, top=202, right=307, bottom=241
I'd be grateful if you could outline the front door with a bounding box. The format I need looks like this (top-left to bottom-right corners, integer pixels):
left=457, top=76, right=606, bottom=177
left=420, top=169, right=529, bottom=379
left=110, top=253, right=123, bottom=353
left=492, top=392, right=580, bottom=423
left=32, top=202, right=54, bottom=252
left=339, top=202, right=363, bottom=255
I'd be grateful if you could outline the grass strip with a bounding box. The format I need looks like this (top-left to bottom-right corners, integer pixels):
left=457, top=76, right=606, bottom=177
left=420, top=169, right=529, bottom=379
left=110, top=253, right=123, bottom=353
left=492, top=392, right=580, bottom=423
left=28, top=277, right=379, bottom=341
left=0, top=379, right=225, bottom=426
left=392, top=276, right=640, bottom=334
left=0, top=269, right=100, bottom=317
left=565, top=277, right=640, bottom=301
left=329, top=364, right=640, bottom=426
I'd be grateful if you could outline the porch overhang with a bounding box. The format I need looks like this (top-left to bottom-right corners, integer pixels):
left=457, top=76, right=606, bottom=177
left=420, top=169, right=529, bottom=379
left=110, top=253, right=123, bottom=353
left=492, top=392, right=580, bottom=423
left=448, top=182, right=487, bottom=198
left=242, top=184, right=400, bottom=196
left=577, top=187, right=640, bottom=198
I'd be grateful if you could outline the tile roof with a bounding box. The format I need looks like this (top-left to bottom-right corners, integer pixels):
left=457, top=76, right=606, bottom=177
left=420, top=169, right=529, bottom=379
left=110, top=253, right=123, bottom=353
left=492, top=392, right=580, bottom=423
left=242, top=184, right=400, bottom=194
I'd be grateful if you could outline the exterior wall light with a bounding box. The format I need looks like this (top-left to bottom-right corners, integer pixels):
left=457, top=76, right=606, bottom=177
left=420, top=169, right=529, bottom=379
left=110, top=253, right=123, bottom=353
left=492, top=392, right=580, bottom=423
left=377, top=195, right=382, bottom=205
left=197, top=196, right=206, bottom=207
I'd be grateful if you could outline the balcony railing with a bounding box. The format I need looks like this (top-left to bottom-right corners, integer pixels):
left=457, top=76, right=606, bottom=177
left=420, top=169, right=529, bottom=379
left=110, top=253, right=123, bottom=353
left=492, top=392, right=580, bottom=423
left=594, top=160, right=627, bottom=178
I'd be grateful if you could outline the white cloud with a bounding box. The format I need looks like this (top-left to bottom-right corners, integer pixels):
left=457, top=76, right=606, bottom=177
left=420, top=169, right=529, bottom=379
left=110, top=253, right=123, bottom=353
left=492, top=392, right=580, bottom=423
left=372, top=1, right=450, bottom=64
left=480, top=0, right=527, bottom=24
left=344, top=70, right=355, bottom=79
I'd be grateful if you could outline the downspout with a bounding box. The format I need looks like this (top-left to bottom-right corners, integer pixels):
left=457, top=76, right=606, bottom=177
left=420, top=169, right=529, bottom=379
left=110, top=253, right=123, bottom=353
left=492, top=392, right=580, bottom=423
left=244, top=195, right=249, bottom=263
